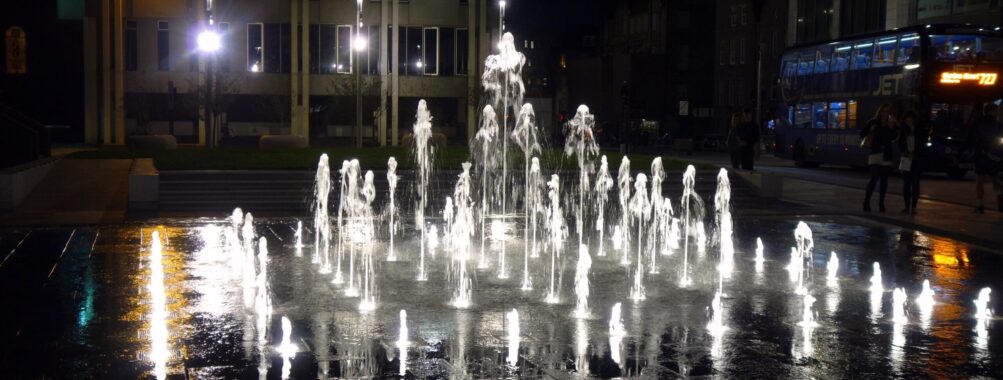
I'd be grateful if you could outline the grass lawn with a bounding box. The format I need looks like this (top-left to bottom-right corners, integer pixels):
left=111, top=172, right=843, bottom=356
left=67, top=146, right=711, bottom=172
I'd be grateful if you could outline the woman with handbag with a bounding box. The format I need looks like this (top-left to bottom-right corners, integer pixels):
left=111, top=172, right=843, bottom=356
left=860, top=103, right=898, bottom=212
left=898, top=111, right=924, bottom=214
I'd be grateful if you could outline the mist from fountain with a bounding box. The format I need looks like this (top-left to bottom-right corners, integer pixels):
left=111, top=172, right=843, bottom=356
left=545, top=174, right=565, bottom=304
left=616, top=157, right=632, bottom=265
left=594, top=156, right=614, bottom=257
left=451, top=163, right=475, bottom=308
left=314, top=154, right=332, bottom=273
left=574, top=244, right=592, bottom=318
left=714, top=169, right=734, bottom=277
left=564, top=105, right=599, bottom=246
left=413, top=100, right=435, bottom=282
left=387, top=157, right=399, bottom=261
left=629, top=173, right=650, bottom=302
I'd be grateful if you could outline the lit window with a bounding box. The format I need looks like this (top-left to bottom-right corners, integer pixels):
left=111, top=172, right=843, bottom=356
left=247, top=23, right=263, bottom=72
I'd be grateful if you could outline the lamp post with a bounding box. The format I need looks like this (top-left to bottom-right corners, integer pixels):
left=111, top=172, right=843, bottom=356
left=197, top=28, right=221, bottom=148
left=354, top=0, right=365, bottom=148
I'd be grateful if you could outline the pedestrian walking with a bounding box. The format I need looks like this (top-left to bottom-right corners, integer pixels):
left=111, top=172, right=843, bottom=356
left=969, top=103, right=1003, bottom=213
left=897, top=111, right=925, bottom=214
left=860, top=103, right=898, bottom=212
left=738, top=109, right=760, bottom=171
left=727, top=112, right=742, bottom=169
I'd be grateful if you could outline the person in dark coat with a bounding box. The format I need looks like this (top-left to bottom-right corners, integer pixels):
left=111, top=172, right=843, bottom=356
left=727, top=112, right=742, bottom=169
left=860, top=103, right=898, bottom=212
left=738, top=109, right=761, bottom=171
left=897, top=111, right=927, bottom=214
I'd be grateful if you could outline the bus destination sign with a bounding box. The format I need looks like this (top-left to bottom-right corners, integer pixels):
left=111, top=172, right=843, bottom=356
left=939, top=71, right=998, bottom=86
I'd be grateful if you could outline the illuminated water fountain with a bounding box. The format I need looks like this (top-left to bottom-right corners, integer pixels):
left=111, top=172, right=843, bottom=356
left=594, top=156, right=614, bottom=257
left=413, top=100, right=435, bottom=281
left=451, top=163, right=475, bottom=308
left=387, top=157, right=399, bottom=261
left=616, top=157, right=631, bottom=264
left=629, top=173, right=650, bottom=302
left=313, top=154, right=332, bottom=273
left=564, top=105, right=599, bottom=246
left=545, top=174, right=565, bottom=304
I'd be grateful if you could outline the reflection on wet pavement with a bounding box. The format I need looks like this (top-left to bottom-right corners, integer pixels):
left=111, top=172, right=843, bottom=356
left=0, top=216, right=1000, bottom=379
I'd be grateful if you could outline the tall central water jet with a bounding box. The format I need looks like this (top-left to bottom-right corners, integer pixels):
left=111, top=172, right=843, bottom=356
left=564, top=105, right=599, bottom=246
left=451, top=163, right=475, bottom=308
left=574, top=244, right=592, bottom=318
left=616, top=157, right=632, bottom=264
left=545, top=174, right=566, bottom=303
left=648, top=158, right=670, bottom=269
left=314, top=154, right=332, bottom=273
left=594, top=156, right=614, bottom=257
left=412, top=100, right=435, bottom=281
left=513, top=103, right=542, bottom=281
left=714, top=169, right=734, bottom=277
left=609, top=302, right=626, bottom=367
left=358, top=171, right=377, bottom=311
left=473, top=105, right=499, bottom=270
left=629, top=173, right=651, bottom=301
left=332, top=160, right=351, bottom=284
left=387, top=157, right=399, bottom=261
left=397, top=310, right=408, bottom=377
left=679, top=165, right=703, bottom=287
left=506, top=309, right=520, bottom=366
left=482, top=32, right=526, bottom=219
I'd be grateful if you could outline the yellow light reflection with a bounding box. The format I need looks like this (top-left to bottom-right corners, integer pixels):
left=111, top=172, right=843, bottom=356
left=919, top=232, right=973, bottom=377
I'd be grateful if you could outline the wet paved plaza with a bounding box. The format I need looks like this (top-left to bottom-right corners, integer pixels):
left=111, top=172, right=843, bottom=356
left=0, top=215, right=1000, bottom=379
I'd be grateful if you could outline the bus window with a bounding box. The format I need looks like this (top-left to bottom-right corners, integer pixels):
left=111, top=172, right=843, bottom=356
left=847, top=100, right=858, bottom=130
left=795, top=104, right=812, bottom=128
left=873, top=37, right=897, bottom=68
left=852, top=41, right=873, bottom=70
left=812, top=103, right=827, bottom=129
left=782, top=60, right=798, bottom=78
left=828, top=102, right=847, bottom=129
left=929, top=34, right=1003, bottom=62
left=832, top=45, right=852, bottom=71
left=897, top=33, right=919, bottom=64
left=814, top=47, right=831, bottom=74
left=798, top=55, right=814, bottom=76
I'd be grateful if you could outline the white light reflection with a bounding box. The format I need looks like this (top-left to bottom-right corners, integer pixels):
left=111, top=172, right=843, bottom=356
left=507, top=309, right=520, bottom=367
left=975, top=287, right=992, bottom=351
left=890, top=288, right=907, bottom=373
left=916, top=280, right=935, bottom=330
left=870, top=262, right=884, bottom=324
left=397, top=310, right=409, bottom=376
left=794, top=294, right=817, bottom=359
left=148, top=231, right=169, bottom=380
left=826, top=252, right=839, bottom=288
left=278, top=316, right=297, bottom=379
left=609, top=303, right=626, bottom=367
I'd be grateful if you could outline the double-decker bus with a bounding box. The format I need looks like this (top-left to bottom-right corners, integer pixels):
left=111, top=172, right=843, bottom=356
left=773, top=24, right=1003, bottom=178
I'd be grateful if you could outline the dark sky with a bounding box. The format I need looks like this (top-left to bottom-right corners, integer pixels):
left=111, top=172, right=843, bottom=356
left=506, top=0, right=602, bottom=34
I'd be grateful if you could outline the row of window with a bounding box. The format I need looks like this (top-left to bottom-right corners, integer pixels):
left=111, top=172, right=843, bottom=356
left=783, top=33, right=919, bottom=77
left=123, top=21, right=471, bottom=77
left=789, top=100, right=859, bottom=129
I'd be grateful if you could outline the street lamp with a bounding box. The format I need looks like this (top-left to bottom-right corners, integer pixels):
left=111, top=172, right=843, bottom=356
left=354, top=0, right=364, bottom=148
left=197, top=28, right=221, bottom=148
left=196, top=30, right=221, bottom=53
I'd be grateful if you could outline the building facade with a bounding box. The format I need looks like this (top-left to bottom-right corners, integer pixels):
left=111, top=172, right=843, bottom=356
left=599, top=0, right=717, bottom=147
left=84, top=0, right=496, bottom=147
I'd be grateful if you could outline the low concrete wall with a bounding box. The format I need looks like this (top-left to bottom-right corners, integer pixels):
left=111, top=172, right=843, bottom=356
left=0, top=157, right=59, bottom=211
left=128, top=158, right=159, bottom=210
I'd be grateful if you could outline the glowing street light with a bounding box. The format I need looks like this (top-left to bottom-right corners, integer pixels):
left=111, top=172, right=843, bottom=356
left=354, top=34, right=368, bottom=52
left=197, top=30, right=221, bottom=53
left=499, top=0, right=506, bottom=9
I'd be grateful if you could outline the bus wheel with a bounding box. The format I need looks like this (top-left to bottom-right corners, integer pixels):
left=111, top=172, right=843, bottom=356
left=793, top=141, right=817, bottom=168
left=946, top=169, right=967, bottom=180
